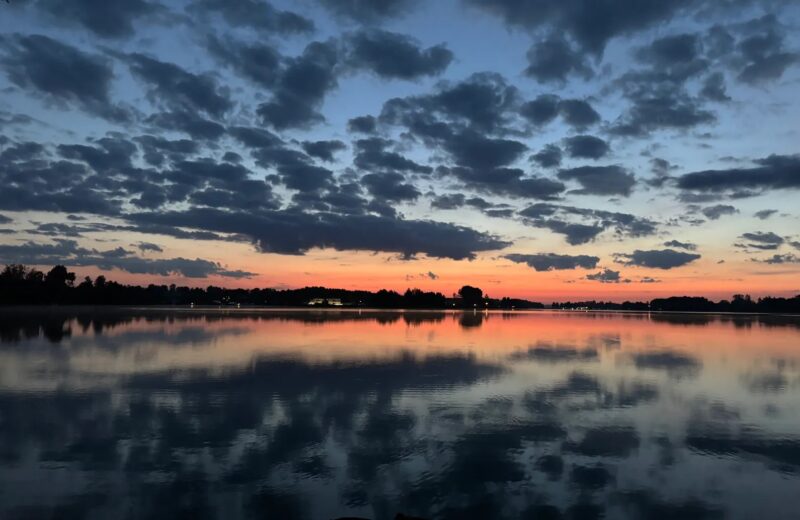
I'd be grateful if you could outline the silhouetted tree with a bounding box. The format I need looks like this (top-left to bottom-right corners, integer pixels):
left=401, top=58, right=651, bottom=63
left=45, top=265, right=75, bottom=288
left=458, top=285, right=483, bottom=308
left=403, top=288, right=446, bottom=308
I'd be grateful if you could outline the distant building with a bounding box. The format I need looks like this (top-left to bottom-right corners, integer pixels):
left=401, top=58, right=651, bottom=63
left=307, top=298, right=343, bottom=306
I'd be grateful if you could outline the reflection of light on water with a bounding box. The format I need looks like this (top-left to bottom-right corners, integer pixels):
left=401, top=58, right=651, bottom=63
left=0, top=310, right=799, bottom=518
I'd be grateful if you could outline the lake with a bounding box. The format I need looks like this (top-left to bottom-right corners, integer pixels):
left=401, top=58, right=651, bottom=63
left=0, top=308, right=799, bottom=519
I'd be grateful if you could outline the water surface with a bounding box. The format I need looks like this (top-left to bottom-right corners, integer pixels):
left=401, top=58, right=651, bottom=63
left=1, top=308, right=799, bottom=519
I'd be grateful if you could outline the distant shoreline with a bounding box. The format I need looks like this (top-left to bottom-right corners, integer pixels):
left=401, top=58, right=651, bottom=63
left=2, top=264, right=799, bottom=314
left=1, top=305, right=799, bottom=318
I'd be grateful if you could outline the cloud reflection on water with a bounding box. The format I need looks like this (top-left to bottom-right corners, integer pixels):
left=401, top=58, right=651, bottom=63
left=0, top=309, right=799, bottom=519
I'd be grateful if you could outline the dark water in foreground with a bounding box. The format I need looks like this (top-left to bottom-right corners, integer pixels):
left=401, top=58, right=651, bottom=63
left=1, top=308, right=799, bottom=520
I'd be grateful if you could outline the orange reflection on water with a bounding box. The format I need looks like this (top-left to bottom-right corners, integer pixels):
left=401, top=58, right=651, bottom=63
left=2, top=309, right=798, bottom=389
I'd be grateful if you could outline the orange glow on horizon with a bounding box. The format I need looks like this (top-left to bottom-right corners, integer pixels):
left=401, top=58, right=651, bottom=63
left=57, top=252, right=800, bottom=304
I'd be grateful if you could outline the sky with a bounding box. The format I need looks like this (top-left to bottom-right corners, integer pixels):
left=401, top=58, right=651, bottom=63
left=0, top=0, right=799, bottom=302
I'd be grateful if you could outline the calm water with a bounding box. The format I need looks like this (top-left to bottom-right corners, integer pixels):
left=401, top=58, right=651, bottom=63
left=1, top=309, right=799, bottom=519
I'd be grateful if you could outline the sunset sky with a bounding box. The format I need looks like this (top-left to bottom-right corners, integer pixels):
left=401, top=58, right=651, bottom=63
left=0, top=0, right=799, bottom=301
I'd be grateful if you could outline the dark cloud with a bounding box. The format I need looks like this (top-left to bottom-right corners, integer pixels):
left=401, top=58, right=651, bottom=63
left=431, top=193, right=513, bottom=218
left=530, top=144, right=562, bottom=168
left=0, top=150, right=125, bottom=216
left=103, top=222, right=231, bottom=242
left=521, top=95, right=600, bottom=128
left=0, top=34, right=128, bottom=121
left=736, top=16, right=798, bottom=84
left=700, top=72, right=731, bottom=102
left=136, top=241, right=163, bottom=253
left=159, top=158, right=282, bottom=210
left=539, top=220, right=604, bottom=245
left=615, top=248, right=701, bottom=269
left=564, top=135, right=610, bottom=160
left=704, top=23, right=736, bottom=59
left=134, top=135, right=197, bottom=156
left=739, top=49, right=796, bottom=84
left=29, top=222, right=101, bottom=237
left=57, top=136, right=136, bottom=173
left=267, top=162, right=335, bottom=194
left=557, top=165, right=635, bottom=196
left=441, top=165, right=565, bottom=201
left=318, top=0, right=417, bottom=24
left=586, top=268, right=626, bottom=283
left=381, top=82, right=570, bottom=202
left=346, top=29, right=453, bottom=80
left=228, top=126, right=283, bottom=149
left=465, top=0, right=696, bottom=54
left=134, top=135, right=198, bottom=166
left=737, top=231, right=784, bottom=250
left=443, top=132, right=526, bottom=170
left=93, top=255, right=256, bottom=278
left=754, top=209, right=778, bottom=220
left=519, top=203, right=657, bottom=245
left=380, top=72, right=519, bottom=135
left=405, top=270, right=439, bottom=281
left=621, top=40, right=709, bottom=90
left=347, top=115, right=378, bottom=134
left=430, top=193, right=465, bottom=210
left=676, top=192, right=720, bottom=205
left=126, top=208, right=510, bottom=260
left=611, top=37, right=717, bottom=135
left=701, top=204, right=738, bottom=220
left=663, top=240, right=697, bottom=251
left=649, top=157, right=675, bottom=183
left=676, top=155, right=800, bottom=194
left=611, top=90, right=715, bottom=136
left=192, top=0, right=314, bottom=33
left=301, top=140, right=347, bottom=162
left=0, top=141, right=46, bottom=163
left=353, top=137, right=432, bottom=174
left=524, top=34, right=593, bottom=83
left=362, top=172, right=421, bottom=201
left=205, top=36, right=282, bottom=89
left=227, top=127, right=336, bottom=193
left=520, top=94, right=559, bottom=125
left=0, top=185, right=120, bottom=216
left=636, top=33, right=700, bottom=67
left=257, top=40, right=339, bottom=130
left=558, top=99, right=601, bottom=128
left=309, top=182, right=368, bottom=215
left=125, top=52, right=232, bottom=118
left=0, top=239, right=254, bottom=278
left=146, top=112, right=224, bottom=141
left=757, top=253, right=800, bottom=264
left=504, top=253, right=599, bottom=271
left=36, top=0, right=164, bottom=39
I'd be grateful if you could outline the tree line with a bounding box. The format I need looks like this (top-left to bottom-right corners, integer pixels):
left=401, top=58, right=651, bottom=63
left=2, top=264, right=798, bottom=313
left=553, top=293, right=800, bottom=313
left=0, top=264, right=543, bottom=309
